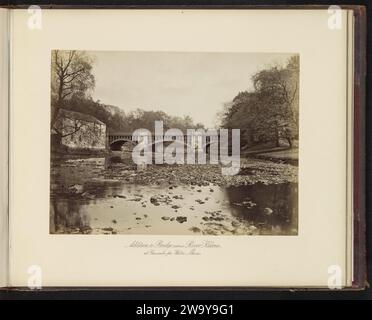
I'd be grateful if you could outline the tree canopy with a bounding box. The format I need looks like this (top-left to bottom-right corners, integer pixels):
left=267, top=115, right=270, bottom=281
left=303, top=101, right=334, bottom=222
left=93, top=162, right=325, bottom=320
left=51, top=50, right=95, bottom=130
left=220, top=55, right=299, bottom=148
left=61, top=97, right=204, bottom=133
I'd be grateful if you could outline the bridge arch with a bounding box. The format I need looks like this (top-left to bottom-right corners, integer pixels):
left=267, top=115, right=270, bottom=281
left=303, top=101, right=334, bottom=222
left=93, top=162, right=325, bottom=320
left=107, top=132, right=223, bottom=154
left=109, top=139, right=137, bottom=151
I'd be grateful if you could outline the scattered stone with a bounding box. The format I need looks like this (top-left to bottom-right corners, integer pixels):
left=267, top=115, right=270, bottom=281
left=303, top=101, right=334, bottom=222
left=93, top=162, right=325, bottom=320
left=81, top=191, right=96, bottom=199
left=114, top=194, right=126, bottom=199
left=54, top=158, right=298, bottom=193
left=112, top=219, right=117, bottom=224
left=235, top=200, right=257, bottom=208
left=80, top=226, right=92, bottom=234
left=189, top=227, right=201, bottom=233
left=231, top=221, right=240, bottom=227
left=176, top=216, right=187, bottom=223
left=150, top=196, right=158, bottom=204
left=150, top=194, right=172, bottom=206
left=68, top=184, right=84, bottom=194
left=102, top=227, right=114, bottom=232
left=203, top=229, right=218, bottom=235
left=263, top=207, right=274, bottom=216
left=161, top=216, right=170, bottom=221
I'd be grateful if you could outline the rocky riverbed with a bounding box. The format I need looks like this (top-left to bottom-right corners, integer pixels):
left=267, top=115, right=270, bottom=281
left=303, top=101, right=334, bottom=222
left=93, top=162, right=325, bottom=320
left=50, top=156, right=298, bottom=235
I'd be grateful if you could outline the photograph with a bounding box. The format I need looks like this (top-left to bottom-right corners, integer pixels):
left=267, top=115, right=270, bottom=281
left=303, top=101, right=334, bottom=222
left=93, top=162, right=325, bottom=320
left=49, top=50, right=299, bottom=236
left=2, top=4, right=368, bottom=298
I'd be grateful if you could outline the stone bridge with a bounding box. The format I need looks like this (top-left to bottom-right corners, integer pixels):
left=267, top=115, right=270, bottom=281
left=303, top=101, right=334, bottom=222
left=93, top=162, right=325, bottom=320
left=107, top=131, right=219, bottom=152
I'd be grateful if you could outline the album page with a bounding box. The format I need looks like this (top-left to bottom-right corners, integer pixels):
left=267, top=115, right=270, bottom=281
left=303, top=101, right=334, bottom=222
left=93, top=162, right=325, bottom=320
left=8, top=9, right=351, bottom=287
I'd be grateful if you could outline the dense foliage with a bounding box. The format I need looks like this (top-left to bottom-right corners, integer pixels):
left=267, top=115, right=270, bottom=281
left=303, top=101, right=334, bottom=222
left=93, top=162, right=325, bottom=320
left=61, top=98, right=204, bottom=133
left=219, top=56, right=299, bottom=148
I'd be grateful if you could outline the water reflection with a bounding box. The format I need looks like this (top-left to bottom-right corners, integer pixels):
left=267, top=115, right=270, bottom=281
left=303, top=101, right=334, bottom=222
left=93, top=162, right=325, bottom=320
left=226, top=183, right=298, bottom=235
left=51, top=178, right=297, bottom=235
left=50, top=198, right=91, bottom=234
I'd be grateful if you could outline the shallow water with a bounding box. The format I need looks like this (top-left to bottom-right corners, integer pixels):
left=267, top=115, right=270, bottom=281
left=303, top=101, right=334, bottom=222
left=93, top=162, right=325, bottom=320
left=50, top=158, right=297, bottom=235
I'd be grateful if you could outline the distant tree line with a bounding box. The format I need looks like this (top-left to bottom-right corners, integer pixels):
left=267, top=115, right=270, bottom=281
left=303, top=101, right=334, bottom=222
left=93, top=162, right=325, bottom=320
left=219, top=56, right=299, bottom=149
left=62, top=98, right=205, bottom=133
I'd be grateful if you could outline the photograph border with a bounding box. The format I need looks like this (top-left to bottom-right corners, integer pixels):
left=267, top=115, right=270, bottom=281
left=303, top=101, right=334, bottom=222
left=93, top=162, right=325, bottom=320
left=0, top=2, right=368, bottom=299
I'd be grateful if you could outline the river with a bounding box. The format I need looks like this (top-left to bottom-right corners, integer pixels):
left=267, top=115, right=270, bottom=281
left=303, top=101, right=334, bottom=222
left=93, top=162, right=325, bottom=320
left=50, top=157, right=298, bottom=235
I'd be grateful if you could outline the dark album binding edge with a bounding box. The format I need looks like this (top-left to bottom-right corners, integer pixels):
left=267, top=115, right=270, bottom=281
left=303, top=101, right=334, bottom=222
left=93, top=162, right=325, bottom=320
left=0, top=5, right=367, bottom=291
left=0, top=8, right=9, bottom=289
left=350, top=5, right=367, bottom=291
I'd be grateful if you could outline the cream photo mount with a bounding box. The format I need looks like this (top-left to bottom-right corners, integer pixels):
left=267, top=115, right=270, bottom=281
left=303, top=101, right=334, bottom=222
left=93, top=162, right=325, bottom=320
left=0, top=7, right=365, bottom=289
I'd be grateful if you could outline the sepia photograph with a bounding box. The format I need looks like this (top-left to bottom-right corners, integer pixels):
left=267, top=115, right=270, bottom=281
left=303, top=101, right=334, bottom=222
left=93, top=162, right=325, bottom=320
left=50, top=50, right=299, bottom=236
left=3, top=6, right=366, bottom=294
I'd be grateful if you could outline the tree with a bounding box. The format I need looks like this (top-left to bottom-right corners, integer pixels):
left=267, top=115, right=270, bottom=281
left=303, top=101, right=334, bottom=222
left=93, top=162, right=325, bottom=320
left=51, top=50, right=95, bottom=130
left=220, top=55, right=299, bottom=149
left=252, top=56, right=299, bottom=147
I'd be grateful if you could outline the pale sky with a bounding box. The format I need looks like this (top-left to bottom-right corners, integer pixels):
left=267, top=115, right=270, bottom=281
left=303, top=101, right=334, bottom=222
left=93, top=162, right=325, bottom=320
left=91, top=51, right=294, bottom=128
